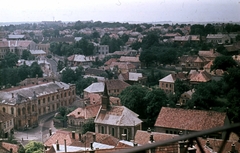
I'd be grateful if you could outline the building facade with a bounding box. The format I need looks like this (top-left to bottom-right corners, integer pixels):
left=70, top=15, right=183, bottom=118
left=0, top=40, right=36, bottom=59
left=0, top=81, right=76, bottom=130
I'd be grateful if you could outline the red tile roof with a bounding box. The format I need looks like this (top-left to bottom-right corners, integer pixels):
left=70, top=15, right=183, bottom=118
left=189, top=70, right=212, bottom=82
left=105, top=79, right=130, bottom=90
left=154, top=107, right=227, bottom=131
left=44, top=131, right=119, bottom=148
left=134, top=130, right=178, bottom=145
left=197, top=138, right=240, bottom=153
left=104, top=58, right=118, bottom=66
left=67, top=104, right=101, bottom=119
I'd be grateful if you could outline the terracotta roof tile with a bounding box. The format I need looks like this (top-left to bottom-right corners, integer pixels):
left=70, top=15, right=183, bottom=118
left=104, top=58, right=118, bottom=66
left=197, top=138, right=240, bottom=153
left=134, top=130, right=178, bottom=145
left=105, top=79, right=130, bottom=90
left=189, top=70, right=212, bottom=82
left=154, top=107, right=227, bottom=131
left=95, top=106, right=142, bottom=126
left=44, top=131, right=119, bottom=148
left=67, top=104, right=101, bottom=119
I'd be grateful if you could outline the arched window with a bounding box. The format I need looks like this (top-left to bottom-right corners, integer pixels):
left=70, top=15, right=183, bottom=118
left=111, top=128, right=115, bottom=136
left=2, top=107, right=5, bottom=113
left=18, top=108, right=21, bottom=115
left=101, top=126, right=105, bottom=134
left=22, top=107, right=26, bottom=115
left=11, top=107, right=14, bottom=115
left=32, top=105, right=34, bottom=112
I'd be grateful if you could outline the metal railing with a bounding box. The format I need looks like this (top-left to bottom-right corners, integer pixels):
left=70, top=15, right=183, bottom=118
left=114, top=123, right=240, bottom=153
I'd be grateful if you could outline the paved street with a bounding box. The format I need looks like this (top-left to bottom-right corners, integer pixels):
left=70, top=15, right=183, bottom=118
left=14, top=113, right=57, bottom=146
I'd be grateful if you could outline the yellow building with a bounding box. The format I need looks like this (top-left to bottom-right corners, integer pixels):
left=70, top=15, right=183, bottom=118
left=0, top=81, right=76, bottom=130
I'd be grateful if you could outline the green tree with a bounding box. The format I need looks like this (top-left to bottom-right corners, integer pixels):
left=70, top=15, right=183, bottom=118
left=24, top=141, right=44, bottom=153
left=186, top=81, right=220, bottom=110
left=141, top=32, right=159, bottom=50
left=91, top=31, right=100, bottom=39
left=2, top=51, right=19, bottom=67
left=174, top=79, right=190, bottom=100
left=120, top=34, right=129, bottom=44
left=236, top=34, right=240, bottom=41
left=21, top=50, right=35, bottom=60
left=29, top=62, right=43, bottom=78
left=18, top=64, right=30, bottom=81
left=119, top=85, right=149, bottom=119
left=211, top=56, right=237, bottom=71
left=75, top=77, right=97, bottom=95
left=81, top=118, right=95, bottom=134
left=144, top=88, right=167, bottom=127
left=57, top=61, right=64, bottom=72
left=61, top=67, right=76, bottom=83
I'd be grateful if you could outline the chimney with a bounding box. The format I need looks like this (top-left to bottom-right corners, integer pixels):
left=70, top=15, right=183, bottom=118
left=90, top=142, right=94, bottom=150
left=149, top=134, right=154, bottom=143
left=72, top=131, right=75, bottom=139
left=121, top=134, right=126, bottom=140
left=44, top=145, right=48, bottom=151
left=178, top=141, right=187, bottom=153
left=64, top=139, right=67, bottom=153
left=49, top=128, right=52, bottom=136
left=93, top=133, right=96, bottom=142
left=230, top=143, right=236, bottom=153
left=147, top=127, right=151, bottom=133
left=56, top=140, right=60, bottom=151
left=206, top=140, right=210, bottom=147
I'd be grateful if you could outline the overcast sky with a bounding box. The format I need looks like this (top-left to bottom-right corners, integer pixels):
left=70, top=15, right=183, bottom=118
left=0, top=0, right=239, bottom=23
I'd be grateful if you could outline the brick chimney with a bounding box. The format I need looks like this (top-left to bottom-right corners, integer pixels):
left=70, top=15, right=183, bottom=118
left=230, top=143, right=236, bottom=153
left=49, top=128, right=52, bottom=136
left=56, top=140, right=60, bottom=151
left=64, top=139, right=67, bottom=153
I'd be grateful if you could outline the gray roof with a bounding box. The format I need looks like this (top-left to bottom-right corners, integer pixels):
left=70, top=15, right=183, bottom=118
left=83, top=75, right=106, bottom=82
left=0, top=82, right=70, bottom=105
left=30, top=50, right=46, bottom=55
left=95, top=106, right=142, bottom=126
left=8, top=35, right=25, bottom=39
left=129, top=72, right=142, bottom=81
left=84, top=82, right=105, bottom=93
left=159, top=74, right=174, bottom=83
